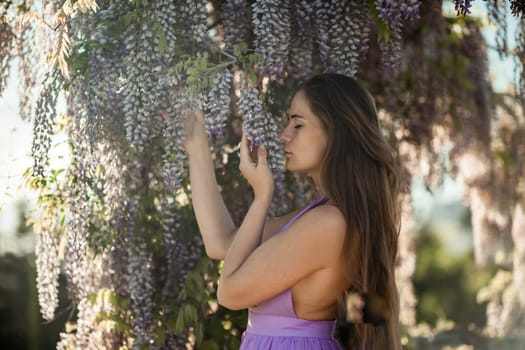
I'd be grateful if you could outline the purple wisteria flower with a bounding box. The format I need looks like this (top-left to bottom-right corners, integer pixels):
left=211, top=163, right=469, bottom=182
left=265, top=112, right=287, bottom=217
left=294, top=0, right=314, bottom=38
left=184, top=0, right=209, bottom=43
left=454, top=0, right=473, bottom=16
left=289, top=36, right=313, bottom=80
left=128, top=238, right=155, bottom=348
left=162, top=89, right=201, bottom=192
left=237, top=74, right=266, bottom=147
left=289, top=1, right=314, bottom=79
left=313, top=0, right=372, bottom=77
left=313, top=0, right=331, bottom=69
left=35, top=224, right=60, bottom=321
left=31, top=72, right=59, bottom=177
left=253, top=0, right=291, bottom=80
left=380, top=27, right=402, bottom=75
left=375, top=0, right=420, bottom=75
left=0, top=19, right=14, bottom=96
left=510, top=0, right=525, bottom=18
left=376, top=0, right=421, bottom=27
left=206, top=69, right=233, bottom=137
left=223, top=0, right=250, bottom=48
left=486, top=0, right=508, bottom=56
left=236, top=74, right=286, bottom=215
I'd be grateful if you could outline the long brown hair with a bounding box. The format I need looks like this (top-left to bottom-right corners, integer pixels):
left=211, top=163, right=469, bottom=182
left=297, top=74, right=401, bottom=349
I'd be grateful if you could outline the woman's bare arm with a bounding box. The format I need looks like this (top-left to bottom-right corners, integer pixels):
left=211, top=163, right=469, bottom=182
left=183, top=111, right=296, bottom=259
left=217, top=204, right=347, bottom=310
left=218, top=135, right=274, bottom=303
left=184, top=110, right=236, bottom=260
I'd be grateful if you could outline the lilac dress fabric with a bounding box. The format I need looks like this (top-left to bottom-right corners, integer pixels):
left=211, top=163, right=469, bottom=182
left=239, top=196, right=341, bottom=349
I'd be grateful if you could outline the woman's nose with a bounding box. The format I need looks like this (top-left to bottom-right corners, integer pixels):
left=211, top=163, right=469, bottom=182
left=279, top=130, right=288, bottom=143
left=279, top=127, right=290, bottom=143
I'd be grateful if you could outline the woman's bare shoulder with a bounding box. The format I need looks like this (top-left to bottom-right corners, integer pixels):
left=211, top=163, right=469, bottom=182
left=262, top=208, right=302, bottom=242
left=303, top=204, right=347, bottom=237
left=263, top=203, right=346, bottom=242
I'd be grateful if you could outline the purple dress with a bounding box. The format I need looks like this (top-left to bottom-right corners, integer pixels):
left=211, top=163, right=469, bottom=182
left=239, top=196, right=341, bottom=349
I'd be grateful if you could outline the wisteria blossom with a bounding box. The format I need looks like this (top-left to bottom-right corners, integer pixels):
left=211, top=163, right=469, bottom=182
left=454, top=0, right=473, bottom=15
left=253, top=0, right=291, bottom=79
left=206, top=69, right=233, bottom=137
left=223, top=0, right=250, bottom=49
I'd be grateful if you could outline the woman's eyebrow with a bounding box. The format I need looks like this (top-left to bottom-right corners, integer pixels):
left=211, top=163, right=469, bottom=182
left=289, top=114, right=305, bottom=120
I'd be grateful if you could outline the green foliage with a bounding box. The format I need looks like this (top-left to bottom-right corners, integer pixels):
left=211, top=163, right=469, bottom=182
left=413, top=226, right=495, bottom=327
left=368, top=0, right=392, bottom=43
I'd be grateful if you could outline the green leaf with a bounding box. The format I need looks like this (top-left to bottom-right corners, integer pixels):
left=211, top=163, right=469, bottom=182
left=182, top=303, right=197, bottom=324
left=233, top=42, right=248, bottom=58
left=158, top=27, right=167, bottom=54
left=194, top=321, right=204, bottom=345
left=368, top=1, right=390, bottom=43
left=174, top=309, right=185, bottom=333
left=87, top=292, right=98, bottom=305
left=122, top=10, right=137, bottom=27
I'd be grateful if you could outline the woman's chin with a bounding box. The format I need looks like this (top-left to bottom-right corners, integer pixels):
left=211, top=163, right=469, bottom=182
left=285, top=160, right=310, bottom=173
left=285, top=163, right=296, bottom=172
left=285, top=162, right=306, bottom=173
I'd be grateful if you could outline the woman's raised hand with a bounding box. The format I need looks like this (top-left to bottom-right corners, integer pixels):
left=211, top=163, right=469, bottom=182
left=182, top=108, right=208, bottom=155
left=239, top=133, right=274, bottom=201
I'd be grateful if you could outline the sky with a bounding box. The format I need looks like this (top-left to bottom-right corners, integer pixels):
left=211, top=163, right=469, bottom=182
left=0, top=3, right=521, bottom=252
left=0, top=67, right=67, bottom=251
left=0, top=69, right=34, bottom=234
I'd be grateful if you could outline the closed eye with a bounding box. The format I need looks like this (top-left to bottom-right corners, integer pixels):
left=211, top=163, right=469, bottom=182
left=294, top=125, right=303, bottom=129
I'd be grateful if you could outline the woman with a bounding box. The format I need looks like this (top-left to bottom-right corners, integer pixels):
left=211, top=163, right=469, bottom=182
left=183, top=73, right=401, bottom=349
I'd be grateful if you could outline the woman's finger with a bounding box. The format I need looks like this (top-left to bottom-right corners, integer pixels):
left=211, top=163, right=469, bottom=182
left=240, top=133, right=254, bottom=165
left=192, top=108, right=205, bottom=122
left=183, top=111, right=193, bottom=131
left=257, top=146, right=268, bottom=167
left=183, top=109, right=204, bottom=136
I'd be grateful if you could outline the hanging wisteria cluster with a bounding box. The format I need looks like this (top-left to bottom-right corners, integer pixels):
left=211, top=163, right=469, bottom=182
left=454, top=0, right=474, bottom=15
left=486, top=0, right=509, bottom=56
left=313, top=0, right=365, bottom=77
left=236, top=73, right=287, bottom=216
left=510, top=0, right=525, bottom=17
left=0, top=16, right=14, bottom=96
left=205, top=69, right=233, bottom=138
left=34, top=209, right=61, bottom=322
left=252, top=0, right=291, bottom=80
left=163, top=89, right=199, bottom=192
left=222, top=0, right=251, bottom=49
left=1, top=0, right=525, bottom=348
left=376, top=0, right=422, bottom=74
left=288, top=1, right=314, bottom=80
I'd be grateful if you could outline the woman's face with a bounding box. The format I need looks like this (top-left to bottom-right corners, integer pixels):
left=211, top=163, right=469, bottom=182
left=279, top=91, right=328, bottom=177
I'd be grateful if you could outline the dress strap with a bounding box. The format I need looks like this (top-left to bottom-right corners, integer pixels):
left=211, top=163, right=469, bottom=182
left=275, top=195, right=328, bottom=234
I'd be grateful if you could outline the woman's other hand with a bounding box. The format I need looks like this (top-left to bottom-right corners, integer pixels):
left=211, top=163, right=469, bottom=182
left=346, top=292, right=365, bottom=323
left=182, top=108, right=208, bottom=154
left=239, top=133, right=274, bottom=200
left=346, top=292, right=389, bottom=325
